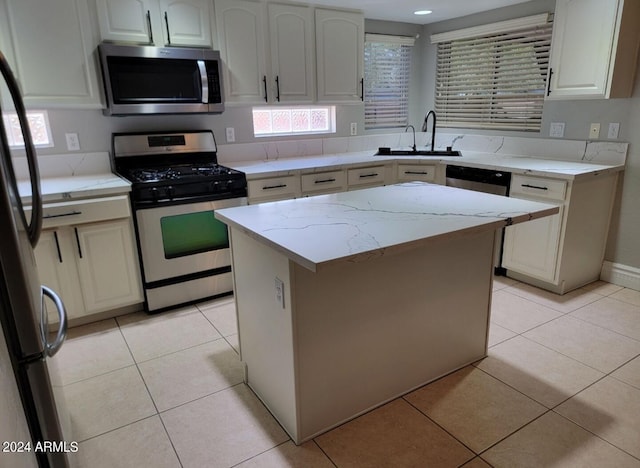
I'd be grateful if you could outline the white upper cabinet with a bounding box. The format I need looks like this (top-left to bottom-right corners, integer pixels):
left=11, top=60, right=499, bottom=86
left=268, top=3, right=315, bottom=103
left=96, top=0, right=213, bottom=47
left=214, top=0, right=268, bottom=103
left=0, top=0, right=102, bottom=109
left=315, top=8, right=364, bottom=103
left=215, top=1, right=361, bottom=104
left=547, top=0, right=640, bottom=99
left=160, top=0, right=213, bottom=47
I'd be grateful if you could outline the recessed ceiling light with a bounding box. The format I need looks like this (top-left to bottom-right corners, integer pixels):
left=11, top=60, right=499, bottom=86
left=414, top=10, right=432, bottom=15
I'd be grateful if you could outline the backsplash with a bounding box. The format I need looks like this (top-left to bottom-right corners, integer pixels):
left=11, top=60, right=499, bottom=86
left=14, top=133, right=628, bottom=181
left=217, top=132, right=628, bottom=166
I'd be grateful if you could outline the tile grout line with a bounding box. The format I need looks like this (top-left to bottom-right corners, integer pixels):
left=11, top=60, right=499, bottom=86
left=115, top=316, right=186, bottom=467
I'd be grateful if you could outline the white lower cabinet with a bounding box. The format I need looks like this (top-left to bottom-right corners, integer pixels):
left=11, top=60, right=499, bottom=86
left=301, top=170, right=345, bottom=196
left=396, top=164, right=437, bottom=183
left=347, top=165, right=386, bottom=190
left=34, top=196, right=143, bottom=322
left=503, top=201, right=564, bottom=282
left=247, top=175, right=301, bottom=203
left=502, top=173, right=618, bottom=294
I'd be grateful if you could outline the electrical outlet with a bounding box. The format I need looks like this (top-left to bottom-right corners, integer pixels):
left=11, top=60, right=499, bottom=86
left=589, top=123, right=600, bottom=140
left=225, top=127, right=235, bottom=143
left=274, top=277, right=285, bottom=308
left=350, top=122, right=357, bottom=136
left=608, top=122, right=620, bottom=139
left=549, top=122, right=565, bottom=138
left=65, top=133, right=80, bottom=151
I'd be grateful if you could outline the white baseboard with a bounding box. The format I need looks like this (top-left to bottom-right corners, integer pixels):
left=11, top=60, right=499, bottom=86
left=601, top=261, right=640, bottom=291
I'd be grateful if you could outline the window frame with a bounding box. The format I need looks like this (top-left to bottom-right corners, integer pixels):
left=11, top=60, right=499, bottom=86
left=364, top=33, right=415, bottom=131
left=251, top=105, right=336, bottom=138
left=431, top=14, right=553, bottom=132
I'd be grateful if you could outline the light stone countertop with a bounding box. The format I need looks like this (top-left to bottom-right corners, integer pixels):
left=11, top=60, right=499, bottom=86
left=228, top=150, right=624, bottom=181
left=18, top=173, right=131, bottom=204
left=215, top=182, right=559, bottom=272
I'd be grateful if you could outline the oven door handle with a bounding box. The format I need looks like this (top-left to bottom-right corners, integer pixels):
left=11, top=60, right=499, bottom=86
left=198, top=60, right=208, bottom=104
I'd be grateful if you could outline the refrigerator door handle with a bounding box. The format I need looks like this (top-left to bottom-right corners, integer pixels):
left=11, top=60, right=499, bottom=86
left=41, top=285, right=67, bottom=357
left=0, top=51, right=43, bottom=246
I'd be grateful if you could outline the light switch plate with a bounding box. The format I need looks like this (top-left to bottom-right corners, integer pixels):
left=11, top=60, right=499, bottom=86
left=608, top=122, right=620, bottom=139
left=350, top=122, right=357, bottom=136
left=65, top=133, right=80, bottom=151
left=549, top=122, right=565, bottom=138
left=225, top=127, right=235, bottom=143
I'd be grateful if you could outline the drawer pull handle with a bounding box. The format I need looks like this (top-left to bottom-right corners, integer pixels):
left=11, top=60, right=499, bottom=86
left=404, top=171, right=429, bottom=175
left=262, top=184, right=287, bottom=190
left=314, top=178, right=336, bottom=184
left=359, top=173, right=378, bottom=178
left=74, top=227, right=83, bottom=259
left=521, top=184, right=548, bottom=191
left=53, top=231, right=62, bottom=263
left=43, top=210, right=82, bottom=219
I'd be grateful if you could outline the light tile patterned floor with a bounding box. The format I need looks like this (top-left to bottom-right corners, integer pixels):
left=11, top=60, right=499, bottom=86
left=58, top=281, right=640, bottom=468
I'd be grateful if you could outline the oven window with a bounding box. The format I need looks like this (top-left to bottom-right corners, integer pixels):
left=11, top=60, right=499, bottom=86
left=160, top=211, right=228, bottom=259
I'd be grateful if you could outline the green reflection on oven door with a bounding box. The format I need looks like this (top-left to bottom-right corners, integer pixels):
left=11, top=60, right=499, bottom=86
left=160, top=211, right=228, bottom=259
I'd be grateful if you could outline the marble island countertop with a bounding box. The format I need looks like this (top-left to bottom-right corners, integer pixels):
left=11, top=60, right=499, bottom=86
left=215, top=182, right=559, bottom=272
left=228, top=149, right=624, bottom=182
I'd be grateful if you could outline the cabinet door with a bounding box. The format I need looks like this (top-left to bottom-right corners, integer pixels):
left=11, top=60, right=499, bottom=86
left=0, top=0, right=102, bottom=108
left=315, top=8, right=364, bottom=102
left=215, top=0, right=268, bottom=103
left=95, top=0, right=158, bottom=44
left=502, top=201, right=563, bottom=282
left=34, top=230, right=85, bottom=322
left=74, top=220, right=143, bottom=313
left=160, top=0, right=212, bottom=47
left=268, top=3, right=315, bottom=103
left=547, top=0, right=619, bottom=99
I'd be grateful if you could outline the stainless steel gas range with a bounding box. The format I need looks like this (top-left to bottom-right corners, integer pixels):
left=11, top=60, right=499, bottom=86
left=112, top=130, right=247, bottom=313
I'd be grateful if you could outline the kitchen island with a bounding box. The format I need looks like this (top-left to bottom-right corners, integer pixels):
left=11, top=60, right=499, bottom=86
left=215, top=182, right=558, bottom=443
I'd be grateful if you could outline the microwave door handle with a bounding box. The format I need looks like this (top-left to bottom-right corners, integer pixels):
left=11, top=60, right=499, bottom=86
left=197, top=60, right=208, bottom=103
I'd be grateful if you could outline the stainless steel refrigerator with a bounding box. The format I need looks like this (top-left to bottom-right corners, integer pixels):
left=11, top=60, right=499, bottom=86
left=0, top=51, right=71, bottom=467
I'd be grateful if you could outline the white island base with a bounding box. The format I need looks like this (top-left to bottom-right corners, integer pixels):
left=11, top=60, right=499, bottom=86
left=230, top=226, right=495, bottom=444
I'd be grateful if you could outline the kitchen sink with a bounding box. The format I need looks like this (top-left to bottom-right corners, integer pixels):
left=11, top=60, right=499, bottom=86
left=375, top=148, right=462, bottom=157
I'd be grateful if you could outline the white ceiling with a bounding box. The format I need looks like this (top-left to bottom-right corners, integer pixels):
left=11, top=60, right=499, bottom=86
left=305, top=0, right=533, bottom=25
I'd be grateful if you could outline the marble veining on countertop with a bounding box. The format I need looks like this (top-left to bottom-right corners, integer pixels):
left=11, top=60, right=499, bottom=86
left=18, top=173, right=131, bottom=204
left=229, top=150, right=624, bottom=181
left=16, top=152, right=131, bottom=203
left=215, top=182, right=559, bottom=272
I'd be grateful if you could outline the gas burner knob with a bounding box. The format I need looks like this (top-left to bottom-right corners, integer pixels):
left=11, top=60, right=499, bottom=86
left=166, top=186, right=175, bottom=198
left=149, top=187, right=160, bottom=199
left=210, top=180, right=221, bottom=191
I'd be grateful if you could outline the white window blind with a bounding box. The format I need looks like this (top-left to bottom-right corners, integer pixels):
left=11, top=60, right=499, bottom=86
left=364, top=34, right=415, bottom=130
left=431, top=14, right=553, bottom=131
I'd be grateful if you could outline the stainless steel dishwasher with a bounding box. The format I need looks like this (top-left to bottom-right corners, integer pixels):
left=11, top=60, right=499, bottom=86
left=445, top=165, right=512, bottom=274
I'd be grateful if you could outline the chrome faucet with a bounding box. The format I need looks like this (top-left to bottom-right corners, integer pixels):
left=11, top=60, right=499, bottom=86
left=405, top=124, right=417, bottom=152
left=422, top=110, right=437, bottom=152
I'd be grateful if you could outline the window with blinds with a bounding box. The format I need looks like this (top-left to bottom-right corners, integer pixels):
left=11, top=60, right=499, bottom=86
left=364, top=34, right=415, bottom=130
left=432, top=14, right=553, bottom=131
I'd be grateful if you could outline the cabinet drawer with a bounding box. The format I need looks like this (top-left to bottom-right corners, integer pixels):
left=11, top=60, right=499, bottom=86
left=347, top=166, right=386, bottom=187
left=248, top=175, right=300, bottom=202
left=29, top=195, right=131, bottom=229
left=397, top=164, right=436, bottom=182
left=510, top=175, right=567, bottom=201
left=301, top=170, right=345, bottom=193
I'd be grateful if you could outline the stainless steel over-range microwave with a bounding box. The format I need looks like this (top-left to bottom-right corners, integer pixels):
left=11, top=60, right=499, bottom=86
left=98, top=43, right=224, bottom=115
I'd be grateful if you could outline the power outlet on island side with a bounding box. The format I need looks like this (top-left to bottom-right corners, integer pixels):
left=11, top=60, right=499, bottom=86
left=275, top=277, right=285, bottom=308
